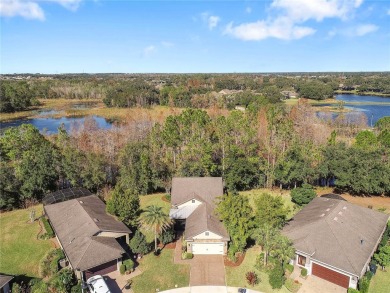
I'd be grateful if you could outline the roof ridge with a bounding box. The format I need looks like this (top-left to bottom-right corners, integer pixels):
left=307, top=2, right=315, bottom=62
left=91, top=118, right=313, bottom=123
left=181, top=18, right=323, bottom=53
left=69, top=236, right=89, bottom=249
left=75, top=197, right=101, bottom=232
left=73, top=237, right=93, bottom=269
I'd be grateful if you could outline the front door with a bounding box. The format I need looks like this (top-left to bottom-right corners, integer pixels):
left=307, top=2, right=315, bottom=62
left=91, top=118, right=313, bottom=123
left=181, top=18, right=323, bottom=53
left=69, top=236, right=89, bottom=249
left=298, top=254, right=307, bottom=266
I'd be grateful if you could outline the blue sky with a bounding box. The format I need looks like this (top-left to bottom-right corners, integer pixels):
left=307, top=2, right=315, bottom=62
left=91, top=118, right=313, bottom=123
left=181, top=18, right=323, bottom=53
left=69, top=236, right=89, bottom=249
left=1, top=0, right=389, bottom=73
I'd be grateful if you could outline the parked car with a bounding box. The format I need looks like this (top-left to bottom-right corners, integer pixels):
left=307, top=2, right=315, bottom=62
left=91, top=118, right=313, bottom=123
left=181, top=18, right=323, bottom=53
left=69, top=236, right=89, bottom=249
left=86, top=275, right=111, bottom=293
left=238, top=288, right=247, bottom=293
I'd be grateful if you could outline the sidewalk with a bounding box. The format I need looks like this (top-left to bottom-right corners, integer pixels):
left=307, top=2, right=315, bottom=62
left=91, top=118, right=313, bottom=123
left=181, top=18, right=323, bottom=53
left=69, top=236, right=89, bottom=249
left=160, top=286, right=262, bottom=293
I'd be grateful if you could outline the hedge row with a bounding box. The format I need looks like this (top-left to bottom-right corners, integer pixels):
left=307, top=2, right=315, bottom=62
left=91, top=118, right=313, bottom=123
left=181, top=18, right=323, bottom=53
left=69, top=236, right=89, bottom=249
left=39, top=217, right=54, bottom=239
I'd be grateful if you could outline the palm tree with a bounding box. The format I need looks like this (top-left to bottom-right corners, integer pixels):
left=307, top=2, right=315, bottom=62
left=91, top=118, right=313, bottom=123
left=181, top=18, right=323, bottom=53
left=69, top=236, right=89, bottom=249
left=140, top=205, right=172, bottom=253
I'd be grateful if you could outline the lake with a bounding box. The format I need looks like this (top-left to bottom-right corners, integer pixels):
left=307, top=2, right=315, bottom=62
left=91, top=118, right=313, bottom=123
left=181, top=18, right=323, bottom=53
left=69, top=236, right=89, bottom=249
left=0, top=115, right=112, bottom=134
left=317, top=94, right=390, bottom=126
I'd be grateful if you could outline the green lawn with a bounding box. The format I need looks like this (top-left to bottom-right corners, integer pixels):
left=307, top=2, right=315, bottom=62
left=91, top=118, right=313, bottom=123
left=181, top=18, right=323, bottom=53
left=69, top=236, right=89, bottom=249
left=131, top=249, right=190, bottom=293
left=139, top=193, right=171, bottom=243
left=239, top=188, right=298, bottom=219
left=0, top=205, right=53, bottom=277
left=369, top=269, right=390, bottom=293
left=226, top=246, right=289, bottom=293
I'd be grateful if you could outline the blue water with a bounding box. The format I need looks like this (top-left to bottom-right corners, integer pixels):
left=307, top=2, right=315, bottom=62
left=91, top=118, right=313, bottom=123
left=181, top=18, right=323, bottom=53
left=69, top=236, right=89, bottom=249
left=317, top=94, right=390, bottom=126
left=0, top=116, right=112, bottom=134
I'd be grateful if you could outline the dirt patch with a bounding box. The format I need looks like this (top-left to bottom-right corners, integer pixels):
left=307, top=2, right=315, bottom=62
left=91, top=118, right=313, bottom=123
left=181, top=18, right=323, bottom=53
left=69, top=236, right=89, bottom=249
left=161, top=195, right=170, bottom=203
left=340, top=194, right=390, bottom=213
left=224, top=252, right=245, bottom=267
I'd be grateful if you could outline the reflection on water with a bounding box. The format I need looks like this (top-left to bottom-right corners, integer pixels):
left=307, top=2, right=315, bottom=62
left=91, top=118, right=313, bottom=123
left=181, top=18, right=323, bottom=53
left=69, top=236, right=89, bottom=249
left=316, top=94, right=390, bottom=126
left=0, top=116, right=112, bottom=134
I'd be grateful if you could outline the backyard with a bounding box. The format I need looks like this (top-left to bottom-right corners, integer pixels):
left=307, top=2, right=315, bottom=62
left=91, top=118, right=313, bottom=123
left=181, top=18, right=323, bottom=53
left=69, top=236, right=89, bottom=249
left=0, top=205, right=53, bottom=277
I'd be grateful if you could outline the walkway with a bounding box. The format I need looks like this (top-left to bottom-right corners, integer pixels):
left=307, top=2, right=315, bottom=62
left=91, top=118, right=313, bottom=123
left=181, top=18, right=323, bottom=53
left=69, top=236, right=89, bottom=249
left=160, top=286, right=262, bottom=293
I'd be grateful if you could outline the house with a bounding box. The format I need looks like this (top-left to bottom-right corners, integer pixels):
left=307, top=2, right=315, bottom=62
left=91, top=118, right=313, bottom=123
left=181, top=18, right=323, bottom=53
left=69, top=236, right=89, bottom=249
left=282, top=197, right=389, bottom=289
left=44, top=189, right=131, bottom=279
left=0, top=275, right=13, bottom=293
left=169, top=177, right=229, bottom=255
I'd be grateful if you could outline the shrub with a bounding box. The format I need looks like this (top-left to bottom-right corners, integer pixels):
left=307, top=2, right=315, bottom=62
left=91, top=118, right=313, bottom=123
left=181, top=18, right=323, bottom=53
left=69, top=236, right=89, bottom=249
left=255, top=253, right=265, bottom=271
left=364, top=270, right=373, bottom=281
left=160, top=228, right=175, bottom=245
left=228, top=245, right=239, bottom=263
left=246, top=271, right=258, bottom=287
left=284, top=278, right=301, bottom=293
left=123, top=259, right=134, bottom=271
left=120, top=264, right=126, bottom=275
left=49, top=268, right=74, bottom=292
left=71, top=281, right=82, bottom=293
left=359, top=276, right=370, bottom=293
left=347, top=288, right=360, bottom=293
left=39, top=249, right=65, bottom=278
left=129, top=230, right=150, bottom=255
left=269, top=263, right=285, bottom=289
left=30, top=278, right=49, bottom=293
left=182, top=252, right=193, bottom=259
left=300, top=268, right=308, bottom=277
left=285, top=263, right=294, bottom=274
left=291, top=184, right=316, bottom=206
left=164, top=194, right=171, bottom=202
left=40, top=217, right=54, bottom=239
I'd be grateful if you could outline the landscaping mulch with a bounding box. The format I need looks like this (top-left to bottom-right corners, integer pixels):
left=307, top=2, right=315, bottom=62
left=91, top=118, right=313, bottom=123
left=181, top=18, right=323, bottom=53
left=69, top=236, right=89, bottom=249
left=158, top=241, right=177, bottom=249
left=224, top=252, right=245, bottom=267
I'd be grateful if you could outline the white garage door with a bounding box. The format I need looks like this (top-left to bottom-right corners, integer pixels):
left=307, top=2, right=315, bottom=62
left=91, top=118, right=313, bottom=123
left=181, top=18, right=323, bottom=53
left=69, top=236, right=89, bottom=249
left=192, top=243, right=224, bottom=255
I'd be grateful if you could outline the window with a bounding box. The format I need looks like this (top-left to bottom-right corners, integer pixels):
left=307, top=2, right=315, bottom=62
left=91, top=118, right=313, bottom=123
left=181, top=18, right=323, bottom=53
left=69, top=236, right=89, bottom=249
left=298, top=255, right=306, bottom=266
left=205, top=232, right=209, bottom=236
left=192, top=199, right=195, bottom=203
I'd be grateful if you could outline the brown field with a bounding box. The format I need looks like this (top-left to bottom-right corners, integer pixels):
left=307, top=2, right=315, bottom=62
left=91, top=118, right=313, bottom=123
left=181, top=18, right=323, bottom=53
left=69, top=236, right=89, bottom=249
left=315, top=187, right=390, bottom=213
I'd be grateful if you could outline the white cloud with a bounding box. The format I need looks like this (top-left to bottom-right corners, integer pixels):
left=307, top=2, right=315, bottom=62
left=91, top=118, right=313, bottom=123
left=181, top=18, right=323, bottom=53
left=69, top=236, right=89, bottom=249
left=354, top=24, right=378, bottom=36
left=50, top=0, right=82, bottom=11
left=143, top=45, right=156, bottom=57
left=0, top=0, right=82, bottom=20
left=328, top=23, right=378, bottom=37
left=201, top=12, right=220, bottom=30
left=161, top=41, right=174, bottom=48
left=225, top=17, right=315, bottom=41
left=0, top=0, right=45, bottom=20
left=225, top=0, right=365, bottom=41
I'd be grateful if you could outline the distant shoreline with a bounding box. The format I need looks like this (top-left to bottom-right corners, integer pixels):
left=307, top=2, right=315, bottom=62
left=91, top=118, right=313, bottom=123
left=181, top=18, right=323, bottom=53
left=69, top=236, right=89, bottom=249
left=334, top=90, right=390, bottom=98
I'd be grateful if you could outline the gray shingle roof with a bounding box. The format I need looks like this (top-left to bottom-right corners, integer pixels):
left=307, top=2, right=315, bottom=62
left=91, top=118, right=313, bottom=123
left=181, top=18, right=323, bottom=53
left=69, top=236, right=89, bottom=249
left=0, top=274, right=13, bottom=289
left=171, top=177, right=229, bottom=240
left=44, top=195, right=130, bottom=271
left=282, top=197, right=389, bottom=277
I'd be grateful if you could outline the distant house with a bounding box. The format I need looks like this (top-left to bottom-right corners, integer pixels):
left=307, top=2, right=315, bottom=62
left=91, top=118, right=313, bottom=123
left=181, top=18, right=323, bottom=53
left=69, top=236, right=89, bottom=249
left=281, top=90, right=298, bottom=99
left=0, top=274, right=13, bottom=293
left=282, top=197, right=389, bottom=289
left=44, top=189, right=131, bottom=279
left=169, top=177, right=229, bottom=255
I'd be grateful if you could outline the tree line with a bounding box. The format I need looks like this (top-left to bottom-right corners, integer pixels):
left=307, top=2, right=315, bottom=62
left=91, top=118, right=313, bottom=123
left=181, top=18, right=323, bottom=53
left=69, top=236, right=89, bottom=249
left=1, top=104, right=389, bottom=210
left=1, top=73, right=389, bottom=113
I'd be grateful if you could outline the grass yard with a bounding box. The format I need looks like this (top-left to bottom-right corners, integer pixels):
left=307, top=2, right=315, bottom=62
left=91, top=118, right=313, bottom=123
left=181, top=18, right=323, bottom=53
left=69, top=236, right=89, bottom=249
left=226, top=246, right=289, bottom=293
left=0, top=205, right=53, bottom=277
left=139, top=193, right=171, bottom=243
left=239, top=188, right=298, bottom=219
left=369, top=269, right=390, bottom=293
left=131, top=249, right=190, bottom=293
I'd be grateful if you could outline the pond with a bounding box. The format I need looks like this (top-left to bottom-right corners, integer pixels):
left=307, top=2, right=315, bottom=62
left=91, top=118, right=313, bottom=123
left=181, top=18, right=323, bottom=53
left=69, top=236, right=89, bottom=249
left=316, top=94, right=390, bottom=126
left=0, top=116, right=112, bottom=134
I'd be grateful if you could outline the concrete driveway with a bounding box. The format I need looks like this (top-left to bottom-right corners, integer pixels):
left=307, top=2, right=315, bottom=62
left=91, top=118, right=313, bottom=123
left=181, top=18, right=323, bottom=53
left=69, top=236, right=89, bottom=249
left=298, top=275, right=346, bottom=293
left=190, top=255, right=226, bottom=286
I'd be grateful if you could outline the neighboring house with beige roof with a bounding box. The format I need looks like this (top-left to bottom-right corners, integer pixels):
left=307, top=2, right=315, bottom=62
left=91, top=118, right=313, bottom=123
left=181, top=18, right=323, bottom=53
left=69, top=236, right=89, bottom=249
left=282, top=197, right=389, bottom=290
left=169, top=177, right=229, bottom=255
left=44, top=189, right=131, bottom=279
left=0, top=274, right=13, bottom=293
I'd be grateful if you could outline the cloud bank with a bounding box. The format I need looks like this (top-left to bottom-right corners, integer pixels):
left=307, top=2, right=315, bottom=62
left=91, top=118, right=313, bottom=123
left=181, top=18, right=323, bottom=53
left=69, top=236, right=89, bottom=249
left=225, top=0, right=365, bottom=41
